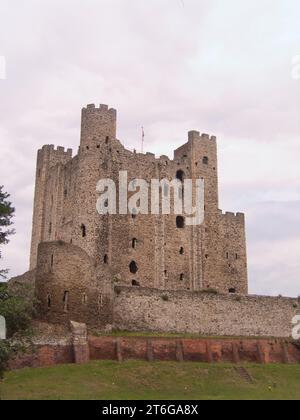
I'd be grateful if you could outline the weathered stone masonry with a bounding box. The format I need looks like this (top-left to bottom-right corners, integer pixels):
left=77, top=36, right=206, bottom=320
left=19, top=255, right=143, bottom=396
left=113, top=287, right=300, bottom=338
left=10, top=103, right=300, bottom=339
left=30, top=103, right=248, bottom=295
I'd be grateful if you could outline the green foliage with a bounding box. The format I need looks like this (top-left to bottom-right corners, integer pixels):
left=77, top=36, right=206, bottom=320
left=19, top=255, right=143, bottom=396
left=0, top=340, right=11, bottom=378
left=0, top=283, right=33, bottom=338
left=0, top=339, right=26, bottom=379
left=0, top=283, right=34, bottom=378
left=0, top=186, right=15, bottom=279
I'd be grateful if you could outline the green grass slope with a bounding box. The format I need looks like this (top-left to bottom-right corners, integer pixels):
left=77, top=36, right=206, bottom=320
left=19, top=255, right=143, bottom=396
left=1, top=361, right=300, bottom=400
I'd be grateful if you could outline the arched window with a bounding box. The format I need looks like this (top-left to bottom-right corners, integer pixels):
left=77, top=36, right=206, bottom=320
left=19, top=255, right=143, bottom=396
left=180, top=273, right=185, bottom=281
left=176, top=170, right=185, bottom=182
left=203, top=156, right=209, bottom=165
left=82, top=293, right=88, bottom=305
left=104, top=254, right=109, bottom=264
left=179, top=247, right=184, bottom=255
left=132, top=238, right=138, bottom=249
left=129, top=261, right=138, bottom=274
left=176, top=216, right=185, bottom=229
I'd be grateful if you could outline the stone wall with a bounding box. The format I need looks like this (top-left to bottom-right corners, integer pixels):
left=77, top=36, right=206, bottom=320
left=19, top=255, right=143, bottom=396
left=34, top=241, right=114, bottom=329
left=113, top=287, right=300, bottom=338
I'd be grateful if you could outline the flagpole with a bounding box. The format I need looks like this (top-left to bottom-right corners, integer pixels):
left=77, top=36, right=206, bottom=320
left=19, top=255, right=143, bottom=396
left=141, top=126, right=145, bottom=153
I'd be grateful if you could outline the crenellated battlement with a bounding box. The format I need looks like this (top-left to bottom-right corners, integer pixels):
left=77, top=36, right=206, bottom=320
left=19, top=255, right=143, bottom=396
left=80, top=103, right=117, bottom=147
left=38, top=144, right=73, bottom=156
left=219, top=210, right=245, bottom=222
left=37, top=145, right=73, bottom=172
left=83, top=103, right=117, bottom=119
left=188, top=130, right=217, bottom=142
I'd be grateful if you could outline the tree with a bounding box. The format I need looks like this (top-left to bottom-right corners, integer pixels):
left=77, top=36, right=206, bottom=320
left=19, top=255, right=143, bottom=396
left=0, top=186, right=15, bottom=279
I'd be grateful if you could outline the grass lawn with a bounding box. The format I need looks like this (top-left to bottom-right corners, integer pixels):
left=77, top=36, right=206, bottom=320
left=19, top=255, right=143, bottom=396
left=0, top=361, right=300, bottom=400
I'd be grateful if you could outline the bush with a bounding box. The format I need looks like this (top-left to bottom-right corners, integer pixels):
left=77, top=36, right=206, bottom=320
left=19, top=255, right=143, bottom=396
left=0, top=339, right=26, bottom=379
left=0, top=283, right=34, bottom=377
left=0, top=340, right=11, bottom=378
left=0, top=283, right=33, bottom=338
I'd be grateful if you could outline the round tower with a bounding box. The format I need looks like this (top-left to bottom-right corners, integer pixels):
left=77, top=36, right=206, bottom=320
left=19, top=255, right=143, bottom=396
left=73, top=104, right=117, bottom=262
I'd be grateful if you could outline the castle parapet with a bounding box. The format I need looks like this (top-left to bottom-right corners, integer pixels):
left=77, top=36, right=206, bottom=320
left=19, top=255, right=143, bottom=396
left=188, top=131, right=217, bottom=142
left=37, top=145, right=73, bottom=168
left=83, top=103, right=117, bottom=119
left=80, top=103, right=117, bottom=147
left=218, top=210, right=245, bottom=223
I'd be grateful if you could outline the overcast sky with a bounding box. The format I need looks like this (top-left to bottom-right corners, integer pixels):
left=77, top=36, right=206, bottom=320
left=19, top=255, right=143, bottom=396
left=0, top=0, right=299, bottom=296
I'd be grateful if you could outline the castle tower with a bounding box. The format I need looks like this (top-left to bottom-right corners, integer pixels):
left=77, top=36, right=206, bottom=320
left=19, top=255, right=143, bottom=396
left=80, top=104, right=117, bottom=147
left=71, top=104, right=117, bottom=261
left=29, top=145, right=72, bottom=269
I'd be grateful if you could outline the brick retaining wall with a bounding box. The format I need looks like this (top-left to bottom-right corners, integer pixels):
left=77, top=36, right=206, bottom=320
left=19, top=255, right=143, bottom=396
left=8, top=335, right=300, bottom=370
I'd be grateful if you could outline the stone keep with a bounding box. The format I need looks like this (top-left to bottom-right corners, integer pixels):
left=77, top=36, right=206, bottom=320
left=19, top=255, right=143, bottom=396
left=30, top=104, right=248, bottom=296
left=25, top=103, right=253, bottom=330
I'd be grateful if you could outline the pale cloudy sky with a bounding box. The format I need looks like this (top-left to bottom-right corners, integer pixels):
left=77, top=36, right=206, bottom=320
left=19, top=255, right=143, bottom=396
left=0, top=0, right=299, bottom=296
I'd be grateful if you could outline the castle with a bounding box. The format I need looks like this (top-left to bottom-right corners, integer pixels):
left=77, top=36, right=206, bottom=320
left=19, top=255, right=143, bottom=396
left=12, top=104, right=299, bottom=338
left=30, top=103, right=248, bottom=293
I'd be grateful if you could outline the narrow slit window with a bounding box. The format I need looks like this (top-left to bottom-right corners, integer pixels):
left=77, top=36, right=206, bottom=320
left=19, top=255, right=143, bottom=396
left=63, top=291, right=69, bottom=312
left=47, top=294, right=51, bottom=309
left=82, top=293, right=88, bottom=305
left=81, top=224, right=86, bottom=238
